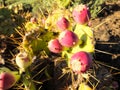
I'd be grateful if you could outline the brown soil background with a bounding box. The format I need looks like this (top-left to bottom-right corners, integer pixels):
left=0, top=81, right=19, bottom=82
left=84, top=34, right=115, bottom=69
left=92, top=2, right=120, bottom=69
left=91, top=2, right=120, bottom=90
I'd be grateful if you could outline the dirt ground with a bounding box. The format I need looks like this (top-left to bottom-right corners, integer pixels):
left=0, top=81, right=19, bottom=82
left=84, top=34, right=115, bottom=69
left=91, top=2, right=120, bottom=65
left=91, top=2, right=120, bottom=90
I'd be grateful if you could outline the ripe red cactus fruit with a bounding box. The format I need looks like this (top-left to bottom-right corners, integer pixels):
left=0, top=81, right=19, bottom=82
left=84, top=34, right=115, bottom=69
left=70, top=51, right=92, bottom=73
left=58, top=30, right=78, bottom=47
left=72, top=4, right=90, bottom=24
left=48, top=39, right=63, bottom=53
left=56, top=17, right=69, bottom=30
left=0, top=72, right=16, bottom=90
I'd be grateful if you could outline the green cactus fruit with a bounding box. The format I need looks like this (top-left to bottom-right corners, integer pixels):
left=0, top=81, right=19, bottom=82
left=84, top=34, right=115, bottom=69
left=15, top=51, right=32, bottom=73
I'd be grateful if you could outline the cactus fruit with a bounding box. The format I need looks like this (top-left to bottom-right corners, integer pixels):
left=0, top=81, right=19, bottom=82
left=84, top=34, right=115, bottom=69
left=48, top=39, right=63, bottom=53
left=58, top=30, right=78, bottom=47
left=72, top=4, right=90, bottom=24
left=15, top=51, right=32, bottom=72
left=0, top=67, right=20, bottom=90
left=70, top=51, right=92, bottom=73
left=56, top=17, right=69, bottom=30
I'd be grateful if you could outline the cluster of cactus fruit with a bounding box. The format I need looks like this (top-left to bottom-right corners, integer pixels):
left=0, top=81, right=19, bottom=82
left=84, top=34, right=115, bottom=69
left=48, top=4, right=94, bottom=74
left=47, top=4, right=94, bottom=89
left=0, top=4, right=94, bottom=90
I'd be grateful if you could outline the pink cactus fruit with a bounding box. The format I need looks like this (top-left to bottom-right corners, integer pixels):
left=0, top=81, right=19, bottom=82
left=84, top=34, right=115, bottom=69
left=58, top=30, right=78, bottom=47
left=56, top=17, right=69, bottom=30
left=70, top=51, right=92, bottom=73
left=112, top=81, right=119, bottom=89
left=30, top=16, right=37, bottom=23
left=48, top=39, right=63, bottom=53
left=0, top=72, right=16, bottom=90
left=72, top=4, right=90, bottom=24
